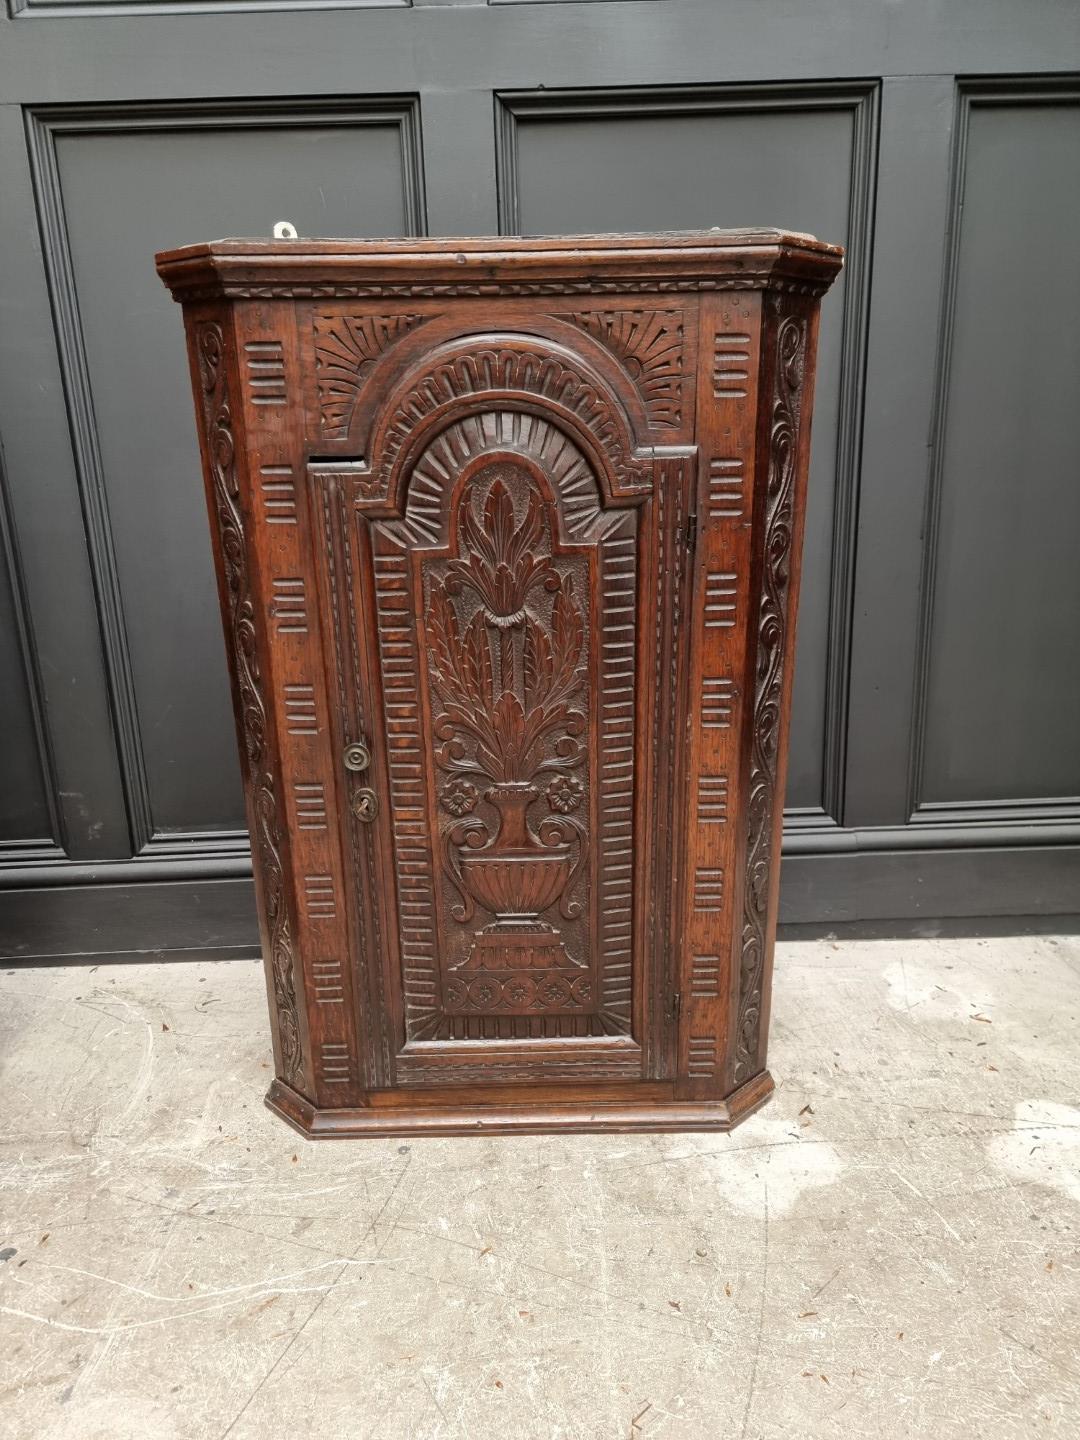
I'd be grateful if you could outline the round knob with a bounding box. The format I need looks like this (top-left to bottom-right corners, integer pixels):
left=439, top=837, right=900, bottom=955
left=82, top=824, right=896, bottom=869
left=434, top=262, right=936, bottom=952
left=351, top=788, right=379, bottom=823
left=343, top=740, right=371, bottom=773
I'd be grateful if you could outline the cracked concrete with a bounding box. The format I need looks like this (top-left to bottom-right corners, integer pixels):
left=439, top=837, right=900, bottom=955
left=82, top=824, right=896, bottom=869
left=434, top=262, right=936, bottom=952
left=1, top=935, right=1078, bottom=1439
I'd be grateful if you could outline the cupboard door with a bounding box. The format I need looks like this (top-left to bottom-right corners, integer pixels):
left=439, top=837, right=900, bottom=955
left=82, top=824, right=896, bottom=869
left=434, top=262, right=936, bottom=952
left=319, top=331, right=694, bottom=1087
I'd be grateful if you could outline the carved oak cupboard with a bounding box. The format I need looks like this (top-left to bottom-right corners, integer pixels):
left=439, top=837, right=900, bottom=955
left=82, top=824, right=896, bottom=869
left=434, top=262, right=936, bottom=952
left=158, top=231, right=842, bottom=1137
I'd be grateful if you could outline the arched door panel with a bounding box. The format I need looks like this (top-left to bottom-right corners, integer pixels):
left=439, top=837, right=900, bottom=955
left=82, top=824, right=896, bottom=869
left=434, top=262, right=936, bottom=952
left=313, top=332, right=695, bottom=1089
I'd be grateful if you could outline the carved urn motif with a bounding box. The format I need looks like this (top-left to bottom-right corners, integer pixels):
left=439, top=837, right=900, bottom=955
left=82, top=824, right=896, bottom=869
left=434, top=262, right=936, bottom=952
left=457, top=782, right=572, bottom=930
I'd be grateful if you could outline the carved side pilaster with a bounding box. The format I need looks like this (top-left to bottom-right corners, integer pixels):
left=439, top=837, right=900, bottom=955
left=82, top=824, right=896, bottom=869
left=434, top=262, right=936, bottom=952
left=194, top=320, right=304, bottom=1088
left=733, top=307, right=808, bottom=1085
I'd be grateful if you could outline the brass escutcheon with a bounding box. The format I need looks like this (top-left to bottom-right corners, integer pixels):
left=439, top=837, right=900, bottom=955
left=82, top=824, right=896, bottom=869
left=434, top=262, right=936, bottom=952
left=351, top=787, right=379, bottom=822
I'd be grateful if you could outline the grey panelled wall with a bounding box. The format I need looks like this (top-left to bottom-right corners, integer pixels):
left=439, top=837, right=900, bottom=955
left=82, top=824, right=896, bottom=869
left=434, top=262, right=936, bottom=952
left=498, top=86, right=876, bottom=830
left=33, top=102, right=423, bottom=858
left=914, top=90, right=1080, bottom=820
left=0, top=461, right=60, bottom=860
left=0, top=3, right=1077, bottom=960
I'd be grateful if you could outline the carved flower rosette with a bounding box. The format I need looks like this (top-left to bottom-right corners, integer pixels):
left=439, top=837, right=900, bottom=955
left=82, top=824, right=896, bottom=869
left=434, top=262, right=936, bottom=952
left=423, top=468, right=591, bottom=1009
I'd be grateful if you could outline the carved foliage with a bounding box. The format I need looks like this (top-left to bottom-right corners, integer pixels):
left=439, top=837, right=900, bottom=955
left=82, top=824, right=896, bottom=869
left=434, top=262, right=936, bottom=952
left=734, top=312, right=806, bottom=1084
left=195, top=322, right=303, bottom=1087
left=553, top=309, right=684, bottom=427
left=425, top=469, right=591, bottom=1014
left=314, top=313, right=428, bottom=439
left=368, top=405, right=635, bottom=1043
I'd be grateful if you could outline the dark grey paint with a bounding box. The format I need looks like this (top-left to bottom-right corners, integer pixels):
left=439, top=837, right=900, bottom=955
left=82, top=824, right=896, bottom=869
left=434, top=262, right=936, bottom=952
left=0, top=879, right=260, bottom=962
left=917, top=98, right=1080, bottom=811
left=0, top=574, right=50, bottom=844
left=842, top=75, right=958, bottom=831
left=52, top=118, right=416, bottom=837
left=0, top=483, right=54, bottom=847
left=507, top=95, right=861, bottom=817
left=0, top=1, right=1076, bottom=951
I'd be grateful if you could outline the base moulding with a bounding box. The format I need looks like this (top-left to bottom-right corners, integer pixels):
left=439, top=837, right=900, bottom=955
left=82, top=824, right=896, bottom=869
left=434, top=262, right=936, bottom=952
left=266, top=1070, right=775, bottom=1139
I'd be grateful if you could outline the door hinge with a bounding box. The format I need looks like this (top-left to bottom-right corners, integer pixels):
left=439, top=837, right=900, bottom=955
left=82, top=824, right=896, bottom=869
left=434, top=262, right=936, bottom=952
left=685, top=512, right=698, bottom=552
left=669, top=990, right=682, bottom=1023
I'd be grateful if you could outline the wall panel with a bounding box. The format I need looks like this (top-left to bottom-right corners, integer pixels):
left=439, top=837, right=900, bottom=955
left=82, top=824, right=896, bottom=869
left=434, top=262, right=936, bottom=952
left=0, top=467, right=60, bottom=856
left=498, top=85, right=876, bottom=830
left=28, top=100, right=424, bottom=858
left=913, top=82, right=1080, bottom=829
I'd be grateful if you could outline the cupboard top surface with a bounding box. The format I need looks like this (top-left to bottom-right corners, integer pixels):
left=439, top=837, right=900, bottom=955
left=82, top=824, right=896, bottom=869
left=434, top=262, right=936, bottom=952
left=156, top=229, right=843, bottom=301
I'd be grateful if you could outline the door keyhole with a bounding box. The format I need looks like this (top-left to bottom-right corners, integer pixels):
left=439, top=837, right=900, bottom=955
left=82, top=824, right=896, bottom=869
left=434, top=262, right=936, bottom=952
left=351, top=788, right=379, bottom=823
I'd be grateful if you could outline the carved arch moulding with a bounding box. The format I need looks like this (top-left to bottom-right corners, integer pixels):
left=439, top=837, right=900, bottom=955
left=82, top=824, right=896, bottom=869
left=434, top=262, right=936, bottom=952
left=306, top=308, right=694, bottom=464
left=306, top=332, right=677, bottom=519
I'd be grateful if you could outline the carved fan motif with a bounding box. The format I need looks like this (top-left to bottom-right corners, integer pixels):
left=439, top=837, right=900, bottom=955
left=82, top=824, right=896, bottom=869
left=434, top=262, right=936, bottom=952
left=553, top=309, right=684, bottom=427
left=374, top=343, right=652, bottom=500
left=314, top=313, right=427, bottom=438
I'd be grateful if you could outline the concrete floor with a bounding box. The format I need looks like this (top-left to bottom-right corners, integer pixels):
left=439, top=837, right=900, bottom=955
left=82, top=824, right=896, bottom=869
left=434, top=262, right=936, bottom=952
left=1, top=937, right=1078, bottom=1440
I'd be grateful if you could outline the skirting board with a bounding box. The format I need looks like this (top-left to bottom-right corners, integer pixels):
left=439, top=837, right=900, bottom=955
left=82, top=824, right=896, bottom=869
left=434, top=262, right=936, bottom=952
left=778, top=844, right=1080, bottom=925
left=0, top=846, right=1078, bottom=963
left=0, top=878, right=260, bottom=964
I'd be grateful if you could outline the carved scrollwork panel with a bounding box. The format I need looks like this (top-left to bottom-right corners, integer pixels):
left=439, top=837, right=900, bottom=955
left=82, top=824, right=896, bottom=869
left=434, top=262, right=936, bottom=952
left=425, top=464, right=591, bottom=1008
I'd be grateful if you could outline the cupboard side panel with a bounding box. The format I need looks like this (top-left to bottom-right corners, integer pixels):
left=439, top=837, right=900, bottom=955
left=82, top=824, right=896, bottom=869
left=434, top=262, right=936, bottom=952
left=233, top=299, right=371, bottom=1106
left=730, top=294, right=822, bottom=1089
left=181, top=303, right=313, bottom=1098
left=676, top=291, right=763, bottom=1101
